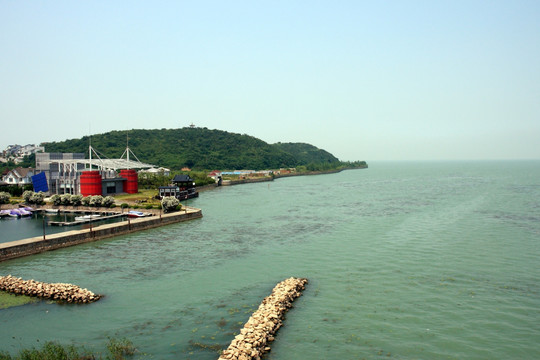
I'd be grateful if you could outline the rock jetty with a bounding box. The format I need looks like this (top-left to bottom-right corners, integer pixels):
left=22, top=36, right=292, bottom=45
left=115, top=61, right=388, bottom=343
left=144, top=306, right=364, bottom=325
left=0, top=275, right=101, bottom=303
left=219, top=277, right=308, bottom=360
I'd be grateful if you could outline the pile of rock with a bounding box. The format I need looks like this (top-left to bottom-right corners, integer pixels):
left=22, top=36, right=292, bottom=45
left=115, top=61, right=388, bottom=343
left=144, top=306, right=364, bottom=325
left=219, top=277, right=308, bottom=360
left=0, top=275, right=101, bottom=303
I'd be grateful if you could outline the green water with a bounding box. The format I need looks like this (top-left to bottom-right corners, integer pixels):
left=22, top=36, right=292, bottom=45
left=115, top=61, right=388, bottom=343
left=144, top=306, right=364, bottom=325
left=0, top=212, right=126, bottom=244
left=1, top=161, right=539, bottom=359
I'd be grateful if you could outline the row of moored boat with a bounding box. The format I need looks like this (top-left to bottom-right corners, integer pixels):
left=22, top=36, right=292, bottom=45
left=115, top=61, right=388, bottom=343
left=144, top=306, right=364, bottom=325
left=0, top=207, right=151, bottom=220
left=0, top=207, right=34, bottom=218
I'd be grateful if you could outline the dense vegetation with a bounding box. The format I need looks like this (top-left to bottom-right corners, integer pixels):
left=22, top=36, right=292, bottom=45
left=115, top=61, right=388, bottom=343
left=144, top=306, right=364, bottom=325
left=0, top=337, right=135, bottom=360
left=41, top=127, right=365, bottom=171
left=138, top=170, right=215, bottom=189
left=273, top=142, right=339, bottom=165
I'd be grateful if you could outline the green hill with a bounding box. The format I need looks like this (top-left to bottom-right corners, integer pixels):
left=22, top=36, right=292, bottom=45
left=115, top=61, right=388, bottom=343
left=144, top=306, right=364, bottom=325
left=42, top=127, right=361, bottom=171
left=273, top=142, right=339, bottom=165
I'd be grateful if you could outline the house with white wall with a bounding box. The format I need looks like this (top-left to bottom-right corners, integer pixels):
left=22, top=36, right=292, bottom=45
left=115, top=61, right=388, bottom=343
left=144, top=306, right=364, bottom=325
left=2, top=167, right=35, bottom=186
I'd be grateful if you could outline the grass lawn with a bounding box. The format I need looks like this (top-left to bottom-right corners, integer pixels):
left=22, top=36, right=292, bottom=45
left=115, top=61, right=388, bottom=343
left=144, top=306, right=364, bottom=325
left=114, top=189, right=159, bottom=203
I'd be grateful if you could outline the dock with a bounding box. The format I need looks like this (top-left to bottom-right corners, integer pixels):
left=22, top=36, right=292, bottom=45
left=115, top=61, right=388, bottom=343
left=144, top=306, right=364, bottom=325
left=47, top=212, right=128, bottom=226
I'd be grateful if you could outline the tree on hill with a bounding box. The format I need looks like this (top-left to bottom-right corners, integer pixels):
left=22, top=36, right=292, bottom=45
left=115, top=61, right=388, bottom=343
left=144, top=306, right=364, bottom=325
left=272, top=142, right=340, bottom=165
left=41, top=127, right=366, bottom=171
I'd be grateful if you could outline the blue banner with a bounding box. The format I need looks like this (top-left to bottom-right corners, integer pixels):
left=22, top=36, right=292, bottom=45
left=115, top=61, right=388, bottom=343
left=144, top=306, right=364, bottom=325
left=31, top=172, right=49, bottom=193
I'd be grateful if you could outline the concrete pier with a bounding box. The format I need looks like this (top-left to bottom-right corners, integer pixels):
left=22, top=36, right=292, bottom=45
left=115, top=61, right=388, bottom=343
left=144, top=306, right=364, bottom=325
left=0, top=207, right=202, bottom=262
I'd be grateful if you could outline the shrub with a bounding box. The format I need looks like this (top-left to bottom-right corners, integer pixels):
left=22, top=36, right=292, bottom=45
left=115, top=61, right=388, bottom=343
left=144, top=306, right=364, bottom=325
left=50, top=194, right=61, bottom=206
left=161, top=196, right=180, bottom=213
left=0, top=192, right=10, bottom=204
left=22, top=190, right=33, bottom=203
left=121, top=203, right=129, bottom=209
left=30, top=191, right=45, bottom=205
left=81, top=196, right=91, bottom=206
left=145, top=204, right=153, bottom=209
left=70, top=194, right=83, bottom=206
left=102, top=196, right=115, bottom=207
left=21, top=190, right=45, bottom=205
left=89, top=195, right=103, bottom=207
left=60, top=194, right=71, bottom=205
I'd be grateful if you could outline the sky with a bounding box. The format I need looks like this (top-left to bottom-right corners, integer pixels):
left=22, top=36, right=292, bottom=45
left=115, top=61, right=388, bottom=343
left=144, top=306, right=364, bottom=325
left=1, top=1, right=539, bottom=161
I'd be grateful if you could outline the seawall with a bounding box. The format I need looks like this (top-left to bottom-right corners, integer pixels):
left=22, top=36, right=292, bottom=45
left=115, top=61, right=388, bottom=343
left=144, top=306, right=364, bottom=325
left=0, top=208, right=202, bottom=262
left=222, top=177, right=273, bottom=186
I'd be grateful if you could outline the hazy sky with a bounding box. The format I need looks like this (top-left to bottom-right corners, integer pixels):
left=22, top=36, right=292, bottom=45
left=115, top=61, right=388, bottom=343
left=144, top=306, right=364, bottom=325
left=1, top=1, right=539, bottom=161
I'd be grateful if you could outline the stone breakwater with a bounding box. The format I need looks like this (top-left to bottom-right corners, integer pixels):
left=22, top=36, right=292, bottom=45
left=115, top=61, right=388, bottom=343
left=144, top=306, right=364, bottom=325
left=219, top=277, right=308, bottom=360
left=0, top=275, right=101, bottom=303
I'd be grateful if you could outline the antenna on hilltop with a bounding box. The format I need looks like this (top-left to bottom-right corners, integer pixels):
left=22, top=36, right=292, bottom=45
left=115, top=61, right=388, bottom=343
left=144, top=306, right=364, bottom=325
left=89, top=123, right=92, bottom=169
left=126, top=133, right=130, bottom=168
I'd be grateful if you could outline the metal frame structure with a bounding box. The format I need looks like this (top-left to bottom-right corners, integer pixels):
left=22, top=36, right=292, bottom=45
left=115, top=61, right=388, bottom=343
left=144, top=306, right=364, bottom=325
left=50, top=146, right=154, bottom=172
left=36, top=145, right=155, bottom=195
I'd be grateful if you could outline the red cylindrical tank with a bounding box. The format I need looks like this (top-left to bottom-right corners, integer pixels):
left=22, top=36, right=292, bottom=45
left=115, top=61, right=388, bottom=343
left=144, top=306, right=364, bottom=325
left=120, top=169, right=138, bottom=194
left=80, top=171, right=103, bottom=196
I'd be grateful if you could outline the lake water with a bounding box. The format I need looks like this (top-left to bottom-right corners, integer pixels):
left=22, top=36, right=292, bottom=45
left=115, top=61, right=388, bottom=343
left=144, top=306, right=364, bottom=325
left=1, top=161, right=539, bottom=359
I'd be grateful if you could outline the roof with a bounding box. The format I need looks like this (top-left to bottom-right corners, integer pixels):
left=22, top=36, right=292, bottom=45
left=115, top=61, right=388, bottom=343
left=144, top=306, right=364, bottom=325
left=6, top=167, right=34, bottom=178
left=140, top=167, right=170, bottom=173
left=172, top=174, right=194, bottom=183
left=44, top=158, right=154, bottom=171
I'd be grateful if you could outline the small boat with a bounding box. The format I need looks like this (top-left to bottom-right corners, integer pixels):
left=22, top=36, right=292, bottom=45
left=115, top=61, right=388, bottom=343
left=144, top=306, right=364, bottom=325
left=75, top=214, right=101, bottom=221
left=45, top=209, right=59, bottom=214
left=6, top=208, right=32, bottom=217
left=8, top=209, right=22, bottom=218
left=127, top=210, right=149, bottom=218
left=18, top=209, right=32, bottom=217
left=0, top=210, right=11, bottom=218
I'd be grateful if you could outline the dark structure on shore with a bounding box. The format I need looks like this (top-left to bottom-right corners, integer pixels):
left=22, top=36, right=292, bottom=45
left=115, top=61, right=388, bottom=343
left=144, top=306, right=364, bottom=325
left=158, top=174, right=199, bottom=200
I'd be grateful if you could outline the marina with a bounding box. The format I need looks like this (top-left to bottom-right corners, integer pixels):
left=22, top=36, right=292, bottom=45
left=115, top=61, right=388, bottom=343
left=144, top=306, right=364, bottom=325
left=0, top=208, right=130, bottom=243
left=0, top=206, right=202, bottom=261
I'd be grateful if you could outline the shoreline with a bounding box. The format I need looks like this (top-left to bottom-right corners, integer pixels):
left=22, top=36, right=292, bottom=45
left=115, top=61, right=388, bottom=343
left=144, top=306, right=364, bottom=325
left=220, top=166, right=367, bottom=186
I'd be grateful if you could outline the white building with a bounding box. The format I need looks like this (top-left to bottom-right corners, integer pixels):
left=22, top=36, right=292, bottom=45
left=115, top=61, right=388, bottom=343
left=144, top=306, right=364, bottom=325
left=2, top=144, right=44, bottom=164
left=2, top=167, right=35, bottom=186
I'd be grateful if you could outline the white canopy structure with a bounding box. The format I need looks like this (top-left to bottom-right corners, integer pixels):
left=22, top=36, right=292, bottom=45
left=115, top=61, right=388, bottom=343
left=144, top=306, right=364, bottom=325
left=46, top=145, right=154, bottom=172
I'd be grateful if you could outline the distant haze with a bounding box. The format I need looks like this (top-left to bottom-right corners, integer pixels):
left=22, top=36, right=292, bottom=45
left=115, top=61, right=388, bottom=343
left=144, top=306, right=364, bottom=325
left=1, top=1, right=539, bottom=161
